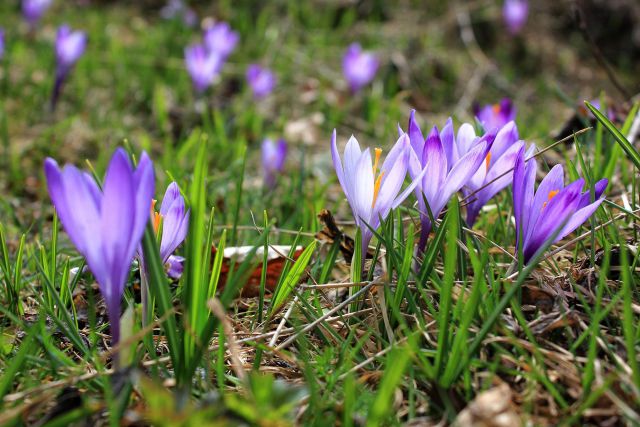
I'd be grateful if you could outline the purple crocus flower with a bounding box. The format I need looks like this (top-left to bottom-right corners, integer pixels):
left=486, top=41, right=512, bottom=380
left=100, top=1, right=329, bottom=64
left=503, top=0, right=528, bottom=35
left=246, top=64, right=276, bottom=100
left=462, top=121, right=534, bottom=225
left=342, top=43, right=379, bottom=93
left=160, top=0, right=197, bottom=27
left=512, top=148, right=607, bottom=264
left=151, top=182, right=190, bottom=266
left=51, top=25, right=87, bottom=109
left=404, top=111, right=494, bottom=252
left=204, top=22, right=239, bottom=59
left=184, top=43, right=222, bottom=94
left=262, top=138, right=287, bottom=189
left=44, top=148, right=154, bottom=346
left=166, top=255, right=185, bottom=279
left=331, top=131, right=423, bottom=261
left=22, top=0, right=53, bottom=27
left=474, top=98, right=516, bottom=133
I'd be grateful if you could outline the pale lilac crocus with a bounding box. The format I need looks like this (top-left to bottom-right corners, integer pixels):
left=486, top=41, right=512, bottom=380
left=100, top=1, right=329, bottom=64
left=474, top=98, right=516, bottom=133
left=51, top=25, right=87, bottom=109
left=342, top=43, right=379, bottom=93
left=503, top=0, right=528, bottom=35
left=513, top=147, right=607, bottom=264
left=204, top=22, right=239, bottom=59
left=246, top=64, right=276, bottom=100
left=22, top=0, right=53, bottom=28
left=185, top=44, right=222, bottom=94
left=262, top=138, right=287, bottom=189
left=331, top=131, right=423, bottom=263
left=462, top=121, right=534, bottom=225
left=44, top=148, right=154, bottom=346
left=404, top=111, right=494, bottom=253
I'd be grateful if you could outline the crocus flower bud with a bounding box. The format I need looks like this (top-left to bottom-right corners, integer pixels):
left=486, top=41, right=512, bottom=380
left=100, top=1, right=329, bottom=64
left=51, top=25, right=87, bottom=109
left=261, top=138, right=287, bottom=189
left=342, top=43, right=378, bottom=93
left=503, top=0, right=528, bottom=35
left=204, top=22, right=239, bottom=59
left=22, top=0, right=53, bottom=27
left=246, top=64, right=276, bottom=100
left=184, top=43, right=222, bottom=93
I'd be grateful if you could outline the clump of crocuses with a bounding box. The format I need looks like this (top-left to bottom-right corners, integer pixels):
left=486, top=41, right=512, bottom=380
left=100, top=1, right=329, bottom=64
left=262, top=138, right=287, bottom=189
left=474, top=98, right=516, bottom=132
left=22, top=0, right=53, bottom=29
left=331, top=131, right=423, bottom=266
left=404, top=111, right=494, bottom=252
left=185, top=43, right=222, bottom=94
left=246, top=64, right=276, bottom=100
left=342, top=43, right=378, bottom=93
left=512, top=147, right=606, bottom=264
left=51, top=25, right=87, bottom=109
left=44, top=148, right=154, bottom=347
left=503, top=0, right=528, bottom=35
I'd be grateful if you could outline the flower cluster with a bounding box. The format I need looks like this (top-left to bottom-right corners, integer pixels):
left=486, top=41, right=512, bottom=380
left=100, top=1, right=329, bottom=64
left=332, top=105, right=606, bottom=266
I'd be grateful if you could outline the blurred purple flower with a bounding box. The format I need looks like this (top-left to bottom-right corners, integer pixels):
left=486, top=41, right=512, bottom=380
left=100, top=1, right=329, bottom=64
left=474, top=98, right=516, bottom=133
left=342, top=43, right=378, bottom=93
left=44, top=148, right=154, bottom=346
left=160, top=0, right=197, bottom=27
left=0, top=29, right=4, bottom=60
left=403, top=111, right=494, bottom=252
left=246, top=64, right=276, bottom=100
left=166, top=255, right=185, bottom=279
left=22, top=0, right=53, bottom=27
left=262, top=138, right=287, bottom=189
left=51, top=25, right=87, bottom=109
left=461, top=121, right=534, bottom=225
left=204, top=22, right=239, bottom=59
left=503, top=0, right=528, bottom=35
left=512, top=147, right=607, bottom=264
left=331, top=131, right=423, bottom=262
left=185, top=43, right=222, bottom=93
left=582, top=99, right=617, bottom=122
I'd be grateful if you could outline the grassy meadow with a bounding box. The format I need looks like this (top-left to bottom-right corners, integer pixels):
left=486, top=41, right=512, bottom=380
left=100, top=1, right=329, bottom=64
left=0, top=0, right=639, bottom=425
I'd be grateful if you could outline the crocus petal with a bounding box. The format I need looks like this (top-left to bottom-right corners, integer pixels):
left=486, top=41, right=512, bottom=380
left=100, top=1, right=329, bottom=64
left=556, top=198, right=605, bottom=242
left=525, top=164, right=564, bottom=243
left=456, top=123, right=477, bottom=156
left=441, top=139, right=489, bottom=205
left=421, top=126, right=447, bottom=203
left=408, top=110, right=425, bottom=156
left=577, top=178, right=608, bottom=210
left=352, top=149, right=374, bottom=227
left=380, top=132, right=407, bottom=173
left=131, top=152, right=155, bottom=258
left=331, top=130, right=348, bottom=199
left=440, top=118, right=456, bottom=167
left=375, top=142, right=408, bottom=220
left=490, top=121, right=519, bottom=161
left=100, top=150, right=136, bottom=300
left=160, top=205, right=189, bottom=262
left=160, top=182, right=181, bottom=216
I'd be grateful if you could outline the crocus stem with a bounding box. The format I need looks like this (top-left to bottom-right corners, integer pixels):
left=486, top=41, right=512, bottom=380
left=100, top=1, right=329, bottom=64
left=108, top=302, right=121, bottom=369
left=416, top=216, right=432, bottom=256
left=50, top=71, right=66, bottom=111
left=140, top=266, right=150, bottom=328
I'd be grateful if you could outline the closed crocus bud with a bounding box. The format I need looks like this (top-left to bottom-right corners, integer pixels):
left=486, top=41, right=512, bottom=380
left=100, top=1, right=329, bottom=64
left=503, top=0, right=528, bottom=35
left=51, top=25, right=87, bottom=109
left=246, top=64, right=276, bottom=100
left=184, top=43, right=222, bottom=93
left=204, top=22, right=239, bottom=59
left=22, top=0, right=53, bottom=27
left=261, top=138, right=287, bottom=189
left=56, top=25, right=87, bottom=74
left=342, top=43, right=378, bottom=93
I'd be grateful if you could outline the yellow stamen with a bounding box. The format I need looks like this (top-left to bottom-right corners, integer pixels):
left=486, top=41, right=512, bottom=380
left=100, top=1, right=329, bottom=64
left=372, top=171, right=385, bottom=208
left=542, top=189, right=559, bottom=210
left=372, top=148, right=382, bottom=176
left=492, top=103, right=501, bottom=114
left=485, top=152, right=492, bottom=172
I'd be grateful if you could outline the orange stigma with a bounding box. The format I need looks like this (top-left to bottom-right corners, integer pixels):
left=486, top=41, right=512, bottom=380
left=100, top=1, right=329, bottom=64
left=150, top=199, right=163, bottom=233
left=372, top=148, right=382, bottom=175
left=485, top=152, right=492, bottom=172
left=492, top=103, right=501, bottom=114
left=542, top=189, right=559, bottom=209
